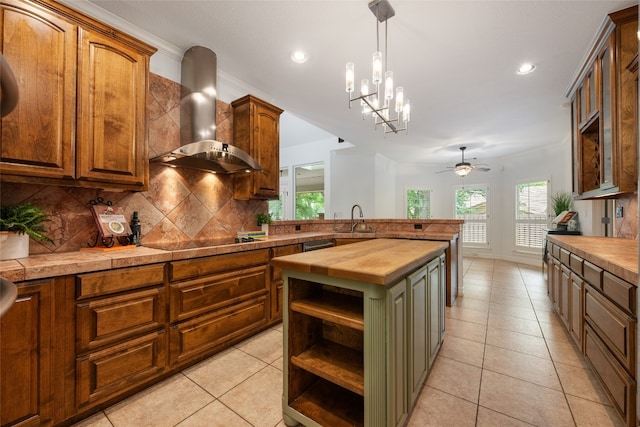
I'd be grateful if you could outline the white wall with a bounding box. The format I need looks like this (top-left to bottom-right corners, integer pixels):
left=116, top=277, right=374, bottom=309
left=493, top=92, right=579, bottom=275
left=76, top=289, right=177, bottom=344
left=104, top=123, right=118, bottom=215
left=395, top=141, right=573, bottom=264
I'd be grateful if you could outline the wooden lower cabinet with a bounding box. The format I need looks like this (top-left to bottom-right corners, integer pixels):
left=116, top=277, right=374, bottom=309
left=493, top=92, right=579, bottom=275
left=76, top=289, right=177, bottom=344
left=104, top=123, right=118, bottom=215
left=388, top=280, right=407, bottom=427
left=75, top=265, right=167, bottom=411
left=585, top=324, right=636, bottom=425
left=548, top=245, right=637, bottom=427
left=270, top=244, right=302, bottom=322
left=76, top=330, right=167, bottom=407
left=407, top=266, right=427, bottom=407
left=168, top=250, right=271, bottom=368
left=0, top=278, right=54, bottom=427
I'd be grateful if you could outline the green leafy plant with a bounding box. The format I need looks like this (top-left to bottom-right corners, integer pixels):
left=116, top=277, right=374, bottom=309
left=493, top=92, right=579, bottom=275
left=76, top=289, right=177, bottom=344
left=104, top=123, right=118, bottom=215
left=551, top=191, right=573, bottom=216
left=256, top=213, right=272, bottom=226
left=0, top=203, right=53, bottom=243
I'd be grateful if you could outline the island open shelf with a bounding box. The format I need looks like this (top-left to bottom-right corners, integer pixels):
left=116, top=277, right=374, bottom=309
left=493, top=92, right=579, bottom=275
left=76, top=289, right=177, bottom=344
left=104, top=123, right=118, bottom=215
left=272, top=239, right=448, bottom=427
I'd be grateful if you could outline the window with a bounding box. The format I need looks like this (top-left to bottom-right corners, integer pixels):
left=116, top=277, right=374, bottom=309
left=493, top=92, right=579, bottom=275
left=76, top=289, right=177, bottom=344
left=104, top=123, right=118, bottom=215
left=295, top=162, right=324, bottom=220
left=515, top=181, right=548, bottom=250
left=455, top=185, right=488, bottom=246
left=406, top=189, right=431, bottom=219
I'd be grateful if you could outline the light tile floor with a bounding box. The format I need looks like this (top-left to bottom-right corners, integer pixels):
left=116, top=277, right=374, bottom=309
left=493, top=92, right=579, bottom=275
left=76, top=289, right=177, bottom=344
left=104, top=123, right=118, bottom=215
left=73, top=258, right=625, bottom=427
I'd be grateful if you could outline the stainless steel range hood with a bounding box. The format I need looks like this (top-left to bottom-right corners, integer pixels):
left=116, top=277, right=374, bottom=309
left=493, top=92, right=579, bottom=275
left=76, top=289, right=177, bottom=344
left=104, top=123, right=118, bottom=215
left=151, top=46, right=261, bottom=173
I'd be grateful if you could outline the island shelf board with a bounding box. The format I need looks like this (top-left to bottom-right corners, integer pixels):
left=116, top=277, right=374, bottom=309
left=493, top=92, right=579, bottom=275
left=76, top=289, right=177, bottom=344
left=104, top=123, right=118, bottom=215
left=289, top=378, right=364, bottom=427
left=291, top=340, right=364, bottom=396
left=290, top=294, right=364, bottom=331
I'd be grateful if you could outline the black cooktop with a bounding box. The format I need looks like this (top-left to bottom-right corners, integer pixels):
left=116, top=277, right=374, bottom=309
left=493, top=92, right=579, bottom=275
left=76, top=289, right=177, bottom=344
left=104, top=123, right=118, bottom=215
left=145, top=237, right=256, bottom=251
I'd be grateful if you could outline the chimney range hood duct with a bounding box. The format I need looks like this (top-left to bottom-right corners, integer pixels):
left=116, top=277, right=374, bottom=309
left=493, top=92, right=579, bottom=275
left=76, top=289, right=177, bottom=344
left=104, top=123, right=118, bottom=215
left=151, top=46, right=261, bottom=173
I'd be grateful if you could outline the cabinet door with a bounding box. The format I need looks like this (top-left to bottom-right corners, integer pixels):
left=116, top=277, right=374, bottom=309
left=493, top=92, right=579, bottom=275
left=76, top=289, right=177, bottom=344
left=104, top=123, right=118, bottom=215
left=270, top=244, right=301, bottom=322
left=387, top=280, right=407, bottom=427
left=1, top=279, right=53, bottom=427
left=407, top=267, right=427, bottom=405
left=569, top=273, right=583, bottom=349
left=560, top=265, right=570, bottom=327
left=0, top=1, right=76, bottom=180
left=76, top=28, right=148, bottom=189
left=428, top=258, right=441, bottom=369
left=439, top=254, right=446, bottom=340
left=599, top=37, right=615, bottom=190
left=232, top=95, right=283, bottom=200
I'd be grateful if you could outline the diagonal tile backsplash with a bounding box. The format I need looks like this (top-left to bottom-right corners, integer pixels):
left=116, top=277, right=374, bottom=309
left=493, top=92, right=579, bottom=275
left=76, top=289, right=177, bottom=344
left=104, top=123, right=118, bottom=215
left=0, top=73, right=267, bottom=254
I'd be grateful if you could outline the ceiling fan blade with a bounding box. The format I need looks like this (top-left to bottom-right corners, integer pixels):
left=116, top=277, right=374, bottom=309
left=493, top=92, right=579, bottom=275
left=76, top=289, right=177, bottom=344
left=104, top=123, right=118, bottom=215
left=436, top=169, right=454, bottom=174
left=474, top=167, right=491, bottom=172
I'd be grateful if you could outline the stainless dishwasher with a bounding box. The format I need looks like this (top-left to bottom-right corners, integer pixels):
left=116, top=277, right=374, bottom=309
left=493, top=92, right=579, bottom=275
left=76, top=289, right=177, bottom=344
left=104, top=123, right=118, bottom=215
left=302, top=239, right=335, bottom=252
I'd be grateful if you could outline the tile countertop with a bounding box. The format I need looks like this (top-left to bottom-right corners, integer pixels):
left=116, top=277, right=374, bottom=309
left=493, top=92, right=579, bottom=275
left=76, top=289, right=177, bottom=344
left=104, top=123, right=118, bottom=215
left=546, top=235, right=638, bottom=285
left=0, top=231, right=459, bottom=283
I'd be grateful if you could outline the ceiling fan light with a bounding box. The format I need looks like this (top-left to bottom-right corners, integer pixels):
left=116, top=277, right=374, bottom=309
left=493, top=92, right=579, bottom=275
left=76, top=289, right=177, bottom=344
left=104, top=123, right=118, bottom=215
left=454, top=165, right=472, bottom=176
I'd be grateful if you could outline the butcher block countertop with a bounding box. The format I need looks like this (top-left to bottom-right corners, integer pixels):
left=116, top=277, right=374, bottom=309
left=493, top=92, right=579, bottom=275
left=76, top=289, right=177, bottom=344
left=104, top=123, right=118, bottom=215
left=270, top=238, right=448, bottom=286
left=547, top=235, right=638, bottom=285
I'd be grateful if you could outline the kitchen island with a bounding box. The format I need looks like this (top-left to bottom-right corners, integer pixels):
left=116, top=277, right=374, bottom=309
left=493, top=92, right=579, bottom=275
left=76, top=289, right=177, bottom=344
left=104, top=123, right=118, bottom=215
left=271, top=239, right=448, bottom=427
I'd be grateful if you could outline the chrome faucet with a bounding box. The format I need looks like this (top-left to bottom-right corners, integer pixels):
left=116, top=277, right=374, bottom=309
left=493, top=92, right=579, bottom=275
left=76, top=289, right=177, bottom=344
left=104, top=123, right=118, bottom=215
left=351, top=204, right=363, bottom=232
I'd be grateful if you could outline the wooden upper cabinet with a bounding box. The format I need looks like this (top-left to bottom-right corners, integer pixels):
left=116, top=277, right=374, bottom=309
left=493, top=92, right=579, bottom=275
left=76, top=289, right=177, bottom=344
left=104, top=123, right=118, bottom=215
left=76, top=28, right=148, bottom=187
left=232, top=95, right=283, bottom=200
left=0, top=0, right=156, bottom=191
left=567, top=6, right=637, bottom=199
left=0, top=0, right=76, bottom=179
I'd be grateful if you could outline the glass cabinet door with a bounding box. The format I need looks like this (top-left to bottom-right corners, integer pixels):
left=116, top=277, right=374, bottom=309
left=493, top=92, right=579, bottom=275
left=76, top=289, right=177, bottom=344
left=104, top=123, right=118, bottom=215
left=599, top=37, right=614, bottom=189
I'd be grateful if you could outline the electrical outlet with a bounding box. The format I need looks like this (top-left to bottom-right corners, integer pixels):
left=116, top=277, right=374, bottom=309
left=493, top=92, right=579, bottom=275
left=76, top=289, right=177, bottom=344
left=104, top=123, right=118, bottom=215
left=414, top=224, right=422, bottom=230
left=295, top=224, right=301, bottom=231
left=616, top=206, right=623, bottom=218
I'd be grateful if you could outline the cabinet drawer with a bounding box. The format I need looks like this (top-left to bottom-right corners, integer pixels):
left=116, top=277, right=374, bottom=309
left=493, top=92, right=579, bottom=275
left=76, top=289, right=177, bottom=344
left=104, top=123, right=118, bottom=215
left=271, top=244, right=302, bottom=281
left=551, top=244, right=560, bottom=259
left=77, top=264, right=165, bottom=299
left=170, top=265, right=268, bottom=323
left=569, top=254, right=583, bottom=275
left=170, top=249, right=269, bottom=281
left=585, top=284, right=636, bottom=374
left=77, top=286, right=167, bottom=352
left=560, top=248, right=570, bottom=265
left=583, top=261, right=603, bottom=289
left=169, top=296, right=268, bottom=366
left=76, top=330, right=167, bottom=407
left=584, top=324, right=636, bottom=425
left=602, top=272, right=635, bottom=315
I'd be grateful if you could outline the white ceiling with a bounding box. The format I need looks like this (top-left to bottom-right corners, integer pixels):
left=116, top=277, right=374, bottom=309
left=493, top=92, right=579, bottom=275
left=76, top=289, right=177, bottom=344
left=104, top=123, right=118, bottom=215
left=82, top=0, right=636, bottom=167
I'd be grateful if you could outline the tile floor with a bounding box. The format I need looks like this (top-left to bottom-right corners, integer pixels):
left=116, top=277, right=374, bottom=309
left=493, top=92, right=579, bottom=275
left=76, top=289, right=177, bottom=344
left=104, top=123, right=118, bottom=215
left=73, top=258, right=625, bottom=427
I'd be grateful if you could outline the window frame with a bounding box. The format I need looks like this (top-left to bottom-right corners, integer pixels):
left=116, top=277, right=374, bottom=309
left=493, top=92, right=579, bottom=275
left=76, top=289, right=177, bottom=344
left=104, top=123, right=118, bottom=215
left=454, top=184, right=489, bottom=248
left=514, top=179, right=549, bottom=253
left=405, top=188, right=432, bottom=219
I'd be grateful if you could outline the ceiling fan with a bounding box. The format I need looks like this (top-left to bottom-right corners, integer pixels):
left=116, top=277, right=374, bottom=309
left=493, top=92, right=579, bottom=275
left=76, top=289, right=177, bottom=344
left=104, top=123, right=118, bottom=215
left=438, top=146, right=491, bottom=176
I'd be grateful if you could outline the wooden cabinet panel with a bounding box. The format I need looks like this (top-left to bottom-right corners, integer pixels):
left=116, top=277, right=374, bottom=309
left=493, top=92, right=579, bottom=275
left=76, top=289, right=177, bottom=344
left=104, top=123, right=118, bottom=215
left=585, top=284, right=636, bottom=374
left=0, top=0, right=76, bottom=179
left=77, top=286, right=167, bottom=352
left=560, top=265, right=570, bottom=327
left=232, top=95, right=283, bottom=200
left=602, top=272, right=635, bottom=315
left=0, top=0, right=155, bottom=191
left=77, top=263, right=165, bottom=299
left=170, top=249, right=269, bottom=281
left=169, top=296, right=268, bottom=366
left=570, top=273, right=583, bottom=349
left=387, top=280, right=407, bottom=427
left=407, top=266, right=427, bottom=405
left=76, top=330, right=167, bottom=408
left=427, top=258, right=441, bottom=369
left=76, top=28, right=148, bottom=187
left=169, top=265, right=268, bottom=323
left=270, top=244, right=302, bottom=322
left=584, top=324, right=636, bottom=426
left=0, top=279, right=53, bottom=427
left=584, top=260, right=603, bottom=288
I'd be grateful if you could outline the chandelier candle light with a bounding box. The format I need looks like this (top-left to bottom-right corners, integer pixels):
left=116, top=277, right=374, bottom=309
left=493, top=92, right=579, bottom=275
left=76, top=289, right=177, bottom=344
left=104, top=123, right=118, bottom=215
left=346, top=0, right=410, bottom=134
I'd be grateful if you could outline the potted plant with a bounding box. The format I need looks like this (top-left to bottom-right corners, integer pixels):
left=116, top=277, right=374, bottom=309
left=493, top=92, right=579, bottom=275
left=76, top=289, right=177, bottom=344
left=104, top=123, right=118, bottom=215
left=551, top=191, right=573, bottom=216
left=0, top=203, right=53, bottom=260
left=256, top=213, right=272, bottom=236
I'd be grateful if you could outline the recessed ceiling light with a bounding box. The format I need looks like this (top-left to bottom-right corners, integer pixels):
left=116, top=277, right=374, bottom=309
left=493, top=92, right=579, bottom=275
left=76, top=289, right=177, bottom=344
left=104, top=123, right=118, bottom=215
left=290, top=50, right=308, bottom=64
left=517, top=63, right=535, bottom=75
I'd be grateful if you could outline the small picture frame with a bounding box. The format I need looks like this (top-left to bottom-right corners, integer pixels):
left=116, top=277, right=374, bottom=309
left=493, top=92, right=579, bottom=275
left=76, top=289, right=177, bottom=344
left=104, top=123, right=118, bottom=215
left=89, top=201, right=132, bottom=247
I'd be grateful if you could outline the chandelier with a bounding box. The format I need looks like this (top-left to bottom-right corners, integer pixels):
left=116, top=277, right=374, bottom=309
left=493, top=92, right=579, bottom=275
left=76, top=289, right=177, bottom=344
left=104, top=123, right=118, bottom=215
left=345, top=0, right=410, bottom=134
